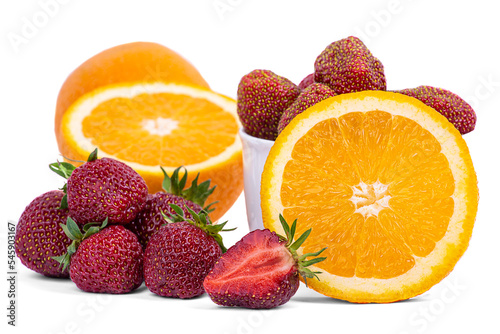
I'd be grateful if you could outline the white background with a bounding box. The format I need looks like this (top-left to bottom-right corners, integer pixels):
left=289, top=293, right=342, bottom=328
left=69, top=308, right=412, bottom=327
left=1, top=1, right=499, bottom=333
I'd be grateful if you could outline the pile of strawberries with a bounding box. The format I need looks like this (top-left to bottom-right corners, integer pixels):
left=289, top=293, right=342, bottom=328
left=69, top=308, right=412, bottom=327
left=15, top=149, right=325, bottom=308
left=237, top=36, right=477, bottom=140
left=17, top=35, right=476, bottom=310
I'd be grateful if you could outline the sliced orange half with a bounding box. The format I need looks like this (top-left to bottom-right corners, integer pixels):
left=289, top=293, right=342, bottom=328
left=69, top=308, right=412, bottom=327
left=261, top=91, right=478, bottom=303
left=58, top=82, right=243, bottom=220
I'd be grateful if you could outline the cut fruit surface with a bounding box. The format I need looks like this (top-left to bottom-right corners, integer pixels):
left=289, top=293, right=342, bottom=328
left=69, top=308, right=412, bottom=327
left=55, top=41, right=210, bottom=139
left=261, top=91, right=478, bottom=303
left=59, top=82, right=243, bottom=220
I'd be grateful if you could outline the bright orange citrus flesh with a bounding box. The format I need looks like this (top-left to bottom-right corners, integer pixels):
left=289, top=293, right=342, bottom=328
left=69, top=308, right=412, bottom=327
left=60, top=83, right=243, bottom=221
left=282, top=111, right=453, bottom=278
left=261, top=91, right=478, bottom=303
left=82, top=94, right=238, bottom=166
left=55, top=41, right=210, bottom=152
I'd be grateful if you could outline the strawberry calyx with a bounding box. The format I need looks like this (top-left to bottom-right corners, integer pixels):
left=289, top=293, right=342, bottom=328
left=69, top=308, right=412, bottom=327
left=277, top=214, right=327, bottom=286
left=163, top=204, right=235, bottom=253
left=49, top=148, right=99, bottom=209
left=161, top=166, right=217, bottom=213
left=53, top=217, right=108, bottom=272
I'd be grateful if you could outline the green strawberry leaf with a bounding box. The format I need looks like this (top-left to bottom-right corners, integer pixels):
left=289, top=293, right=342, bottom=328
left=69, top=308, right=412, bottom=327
left=87, top=148, right=98, bottom=162
left=164, top=203, right=235, bottom=253
left=289, top=228, right=312, bottom=253
left=66, top=217, right=83, bottom=240
left=49, top=161, right=76, bottom=179
left=278, top=214, right=327, bottom=285
left=59, top=194, right=68, bottom=210
left=161, top=166, right=216, bottom=209
left=54, top=217, right=108, bottom=272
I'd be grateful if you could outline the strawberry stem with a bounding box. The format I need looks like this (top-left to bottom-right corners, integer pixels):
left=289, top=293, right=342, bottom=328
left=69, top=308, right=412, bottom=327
left=87, top=148, right=98, bottom=162
left=49, top=161, right=76, bottom=179
left=53, top=217, right=108, bottom=272
left=49, top=149, right=99, bottom=209
left=278, top=214, right=327, bottom=286
left=161, top=166, right=216, bottom=212
left=163, top=204, right=234, bottom=253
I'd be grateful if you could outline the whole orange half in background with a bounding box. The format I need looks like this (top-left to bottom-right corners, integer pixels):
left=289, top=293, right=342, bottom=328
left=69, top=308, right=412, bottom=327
left=261, top=91, right=478, bottom=303
left=55, top=41, right=210, bottom=137
left=57, top=82, right=243, bottom=221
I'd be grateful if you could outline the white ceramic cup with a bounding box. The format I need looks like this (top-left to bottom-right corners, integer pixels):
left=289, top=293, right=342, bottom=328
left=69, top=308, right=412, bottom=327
left=239, top=128, right=274, bottom=231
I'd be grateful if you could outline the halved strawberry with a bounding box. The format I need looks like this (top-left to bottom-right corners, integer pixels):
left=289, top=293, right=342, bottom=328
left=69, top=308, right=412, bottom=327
left=203, top=215, right=326, bottom=309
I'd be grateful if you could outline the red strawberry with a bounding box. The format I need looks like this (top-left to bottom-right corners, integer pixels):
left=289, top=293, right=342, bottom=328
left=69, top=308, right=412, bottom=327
left=127, top=193, right=199, bottom=248
left=50, top=149, right=148, bottom=225
left=237, top=69, right=301, bottom=140
left=15, top=190, right=71, bottom=278
left=144, top=205, right=233, bottom=299
left=55, top=218, right=143, bottom=293
left=203, top=215, right=326, bottom=309
left=278, top=83, right=336, bottom=134
left=127, top=166, right=214, bottom=248
left=298, top=73, right=315, bottom=90
left=314, top=36, right=386, bottom=94
left=395, top=86, right=476, bottom=134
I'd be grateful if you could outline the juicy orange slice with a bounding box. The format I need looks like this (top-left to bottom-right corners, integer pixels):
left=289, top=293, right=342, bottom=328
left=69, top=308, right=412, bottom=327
left=59, top=82, right=243, bottom=220
left=261, top=91, right=478, bottom=303
left=55, top=42, right=210, bottom=140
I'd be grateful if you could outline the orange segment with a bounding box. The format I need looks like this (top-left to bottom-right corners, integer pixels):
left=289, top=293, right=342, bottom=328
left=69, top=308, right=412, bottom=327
left=387, top=197, right=454, bottom=256
left=261, top=91, right=478, bottom=303
left=82, top=93, right=238, bottom=167
left=316, top=214, right=364, bottom=278
left=378, top=115, right=442, bottom=184
left=389, top=153, right=455, bottom=200
left=291, top=117, right=359, bottom=185
left=59, top=82, right=243, bottom=221
left=281, top=160, right=353, bottom=207
left=338, top=111, right=393, bottom=184
left=355, top=216, right=415, bottom=279
left=55, top=41, right=210, bottom=142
